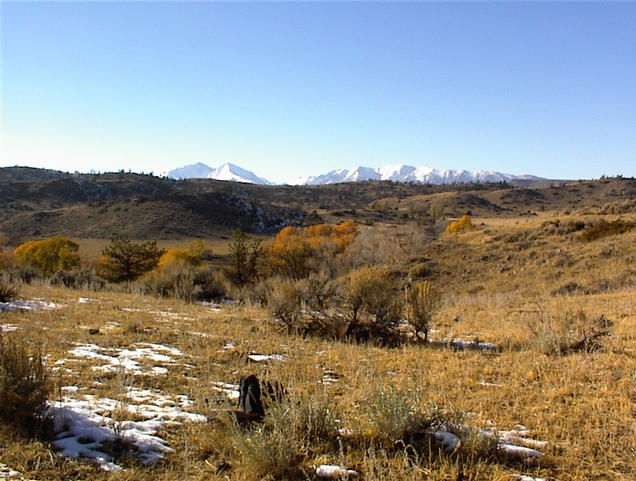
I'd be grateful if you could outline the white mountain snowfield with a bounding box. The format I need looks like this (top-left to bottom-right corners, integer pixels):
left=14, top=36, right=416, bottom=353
left=207, top=162, right=272, bottom=185
left=160, top=162, right=213, bottom=179
left=297, top=164, right=542, bottom=185
left=161, top=162, right=542, bottom=185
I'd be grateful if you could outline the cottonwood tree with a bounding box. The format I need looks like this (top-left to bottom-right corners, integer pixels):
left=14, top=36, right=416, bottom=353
left=14, top=237, right=80, bottom=275
left=268, top=222, right=358, bottom=279
left=157, top=239, right=207, bottom=269
left=97, top=236, right=164, bottom=282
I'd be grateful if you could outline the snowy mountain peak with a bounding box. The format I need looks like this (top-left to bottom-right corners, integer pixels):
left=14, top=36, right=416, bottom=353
left=161, top=162, right=271, bottom=184
left=207, top=162, right=271, bottom=184
left=161, top=162, right=213, bottom=179
left=162, top=162, right=542, bottom=186
left=297, top=164, right=541, bottom=185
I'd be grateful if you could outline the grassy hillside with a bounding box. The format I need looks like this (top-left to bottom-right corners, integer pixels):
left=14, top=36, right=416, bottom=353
left=0, top=212, right=634, bottom=480
left=2, top=167, right=632, bottom=244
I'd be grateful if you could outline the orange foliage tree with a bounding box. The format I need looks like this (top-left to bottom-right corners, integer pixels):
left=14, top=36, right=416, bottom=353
left=446, top=214, right=475, bottom=233
left=14, top=237, right=80, bottom=275
left=157, top=240, right=206, bottom=269
left=268, top=222, right=358, bottom=279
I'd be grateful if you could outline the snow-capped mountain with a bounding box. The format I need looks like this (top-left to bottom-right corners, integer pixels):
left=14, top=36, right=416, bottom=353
left=297, top=164, right=541, bottom=185
left=161, top=162, right=271, bottom=184
left=161, top=162, right=213, bottom=179
left=207, top=163, right=272, bottom=185
left=162, top=162, right=542, bottom=185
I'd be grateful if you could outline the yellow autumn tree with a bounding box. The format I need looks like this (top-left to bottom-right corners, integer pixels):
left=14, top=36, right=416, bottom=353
left=157, top=240, right=207, bottom=270
left=14, top=237, right=80, bottom=275
left=268, top=222, right=358, bottom=279
left=446, top=214, right=475, bottom=233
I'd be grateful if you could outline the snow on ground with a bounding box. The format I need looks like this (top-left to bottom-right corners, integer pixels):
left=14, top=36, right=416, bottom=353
left=481, top=424, right=547, bottom=463
left=120, top=307, right=193, bottom=321
left=0, top=462, right=35, bottom=481
left=210, top=381, right=240, bottom=400
left=1, top=324, right=18, bottom=332
left=78, top=297, right=98, bottom=303
left=48, top=341, right=206, bottom=471
left=196, top=301, right=223, bottom=312
left=247, top=353, right=286, bottom=364
left=47, top=389, right=206, bottom=471
left=65, top=342, right=184, bottom=375
left=0, top=299, right=59, bottom=312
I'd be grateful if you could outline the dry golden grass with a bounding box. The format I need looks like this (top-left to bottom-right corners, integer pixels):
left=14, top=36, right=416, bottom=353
left=1, top=211, right=634, bottom=480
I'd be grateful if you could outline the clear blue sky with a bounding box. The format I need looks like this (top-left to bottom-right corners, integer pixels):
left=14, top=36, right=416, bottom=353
left=1, top=1, right=634, bottom=183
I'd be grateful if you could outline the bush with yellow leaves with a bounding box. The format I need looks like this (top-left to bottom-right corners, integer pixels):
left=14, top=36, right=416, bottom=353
left=446, top=214, right=475, bottom=233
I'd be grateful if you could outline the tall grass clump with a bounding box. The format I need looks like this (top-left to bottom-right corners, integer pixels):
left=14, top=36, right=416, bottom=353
left=529, top=309, right=614, bottom=355
left=365, top=385, right=452, bottom=446
left=0, top=334, right=51, bottom=430
left=50, top=267, right=105, bottom=290
left=142, top=265, right=228, bottom=302
left=404, top=281, right=441, bottom=342
left=579, top=218, right=635, bottom=241
left=0, top=278, right=19, bottom=302
left=213, top=391, right=339, bottom=480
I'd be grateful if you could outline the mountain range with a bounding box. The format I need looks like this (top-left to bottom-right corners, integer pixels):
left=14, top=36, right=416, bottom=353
left=161, top=162, right=272, bottom=184
left=161, top=162, right=543, bottom=185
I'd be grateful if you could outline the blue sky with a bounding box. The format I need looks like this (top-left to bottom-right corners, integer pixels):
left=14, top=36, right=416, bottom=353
left=1, top=1, right=634, bottom=183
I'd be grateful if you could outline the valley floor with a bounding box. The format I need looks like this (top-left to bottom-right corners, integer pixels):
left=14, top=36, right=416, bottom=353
left=1, top=283, right=634, bottom=481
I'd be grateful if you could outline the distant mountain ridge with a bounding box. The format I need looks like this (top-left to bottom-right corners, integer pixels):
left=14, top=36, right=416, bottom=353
left=294, top=164, right=543, bottom=185
left=161, top=162, right=271, bottom=184
left=162, top=162, right=543, bottom=185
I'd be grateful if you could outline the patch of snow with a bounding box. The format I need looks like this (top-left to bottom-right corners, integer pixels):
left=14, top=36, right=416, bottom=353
left=316, top=465, right=359, bottom=478
left=78, top=297, right=98, bottom=303
left=481, top=424, right=547, bottom=463
left=479, top=381, right=503, bottom=387
left=47, top=389, right=206, bottom=471
left=67, top=343, right=183, bottom=376
left=431, top=430, right=462, bottom=454
left=0, top=462, right=27, bottom=480
left=196, top=301, right=223, bottom=311
left=211, top=381, right=240, bottom=400
left=247, top=353, right=286, bottom=364
left=0, top=300, right=59, bottom=312
left=1, top=324, right=18, bottom=332
left=120, top=307, right=193, bottom=321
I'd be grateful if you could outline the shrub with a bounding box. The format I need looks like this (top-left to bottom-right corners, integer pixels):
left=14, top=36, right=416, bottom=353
left=268, top=222, right=358, bottom=279
left=365, top=385, right=462, bottom=450
left=0, top=267, right=37, bottom=284
left=14, top=237, right=80, bottom=275
left=97, top=236, right=164, bottom=282
left=142, top=266, right=227, bottom=302
left=0, top=252, right=13, bottom=270
left=0, top=279, right=18, bottom=302
left=50, top=268, right=105, bottom=290
left=579, top=218, right=635, bottom=241
left=343, top=266, right=401, bottom=342
left=529, top=310, right=614, bottom=355
left=266, top=278, right=302, bottom=331
left=158, top=240, right=208, bottom=270
left=404, top=281, right=441, bottom=341
left=227, top=230, right=263, bottom=287
left=446, top=215, right=475, bottom=233
left=0, top=335, right=51, bottom=429
left=218, top=389, right=338, bottom=480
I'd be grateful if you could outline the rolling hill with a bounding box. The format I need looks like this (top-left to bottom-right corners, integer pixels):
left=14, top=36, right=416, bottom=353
left=0, top=166, right=633, bottom=243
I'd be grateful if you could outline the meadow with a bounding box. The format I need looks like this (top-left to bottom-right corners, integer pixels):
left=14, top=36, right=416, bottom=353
left=1, top=209, right=634, bottom=481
